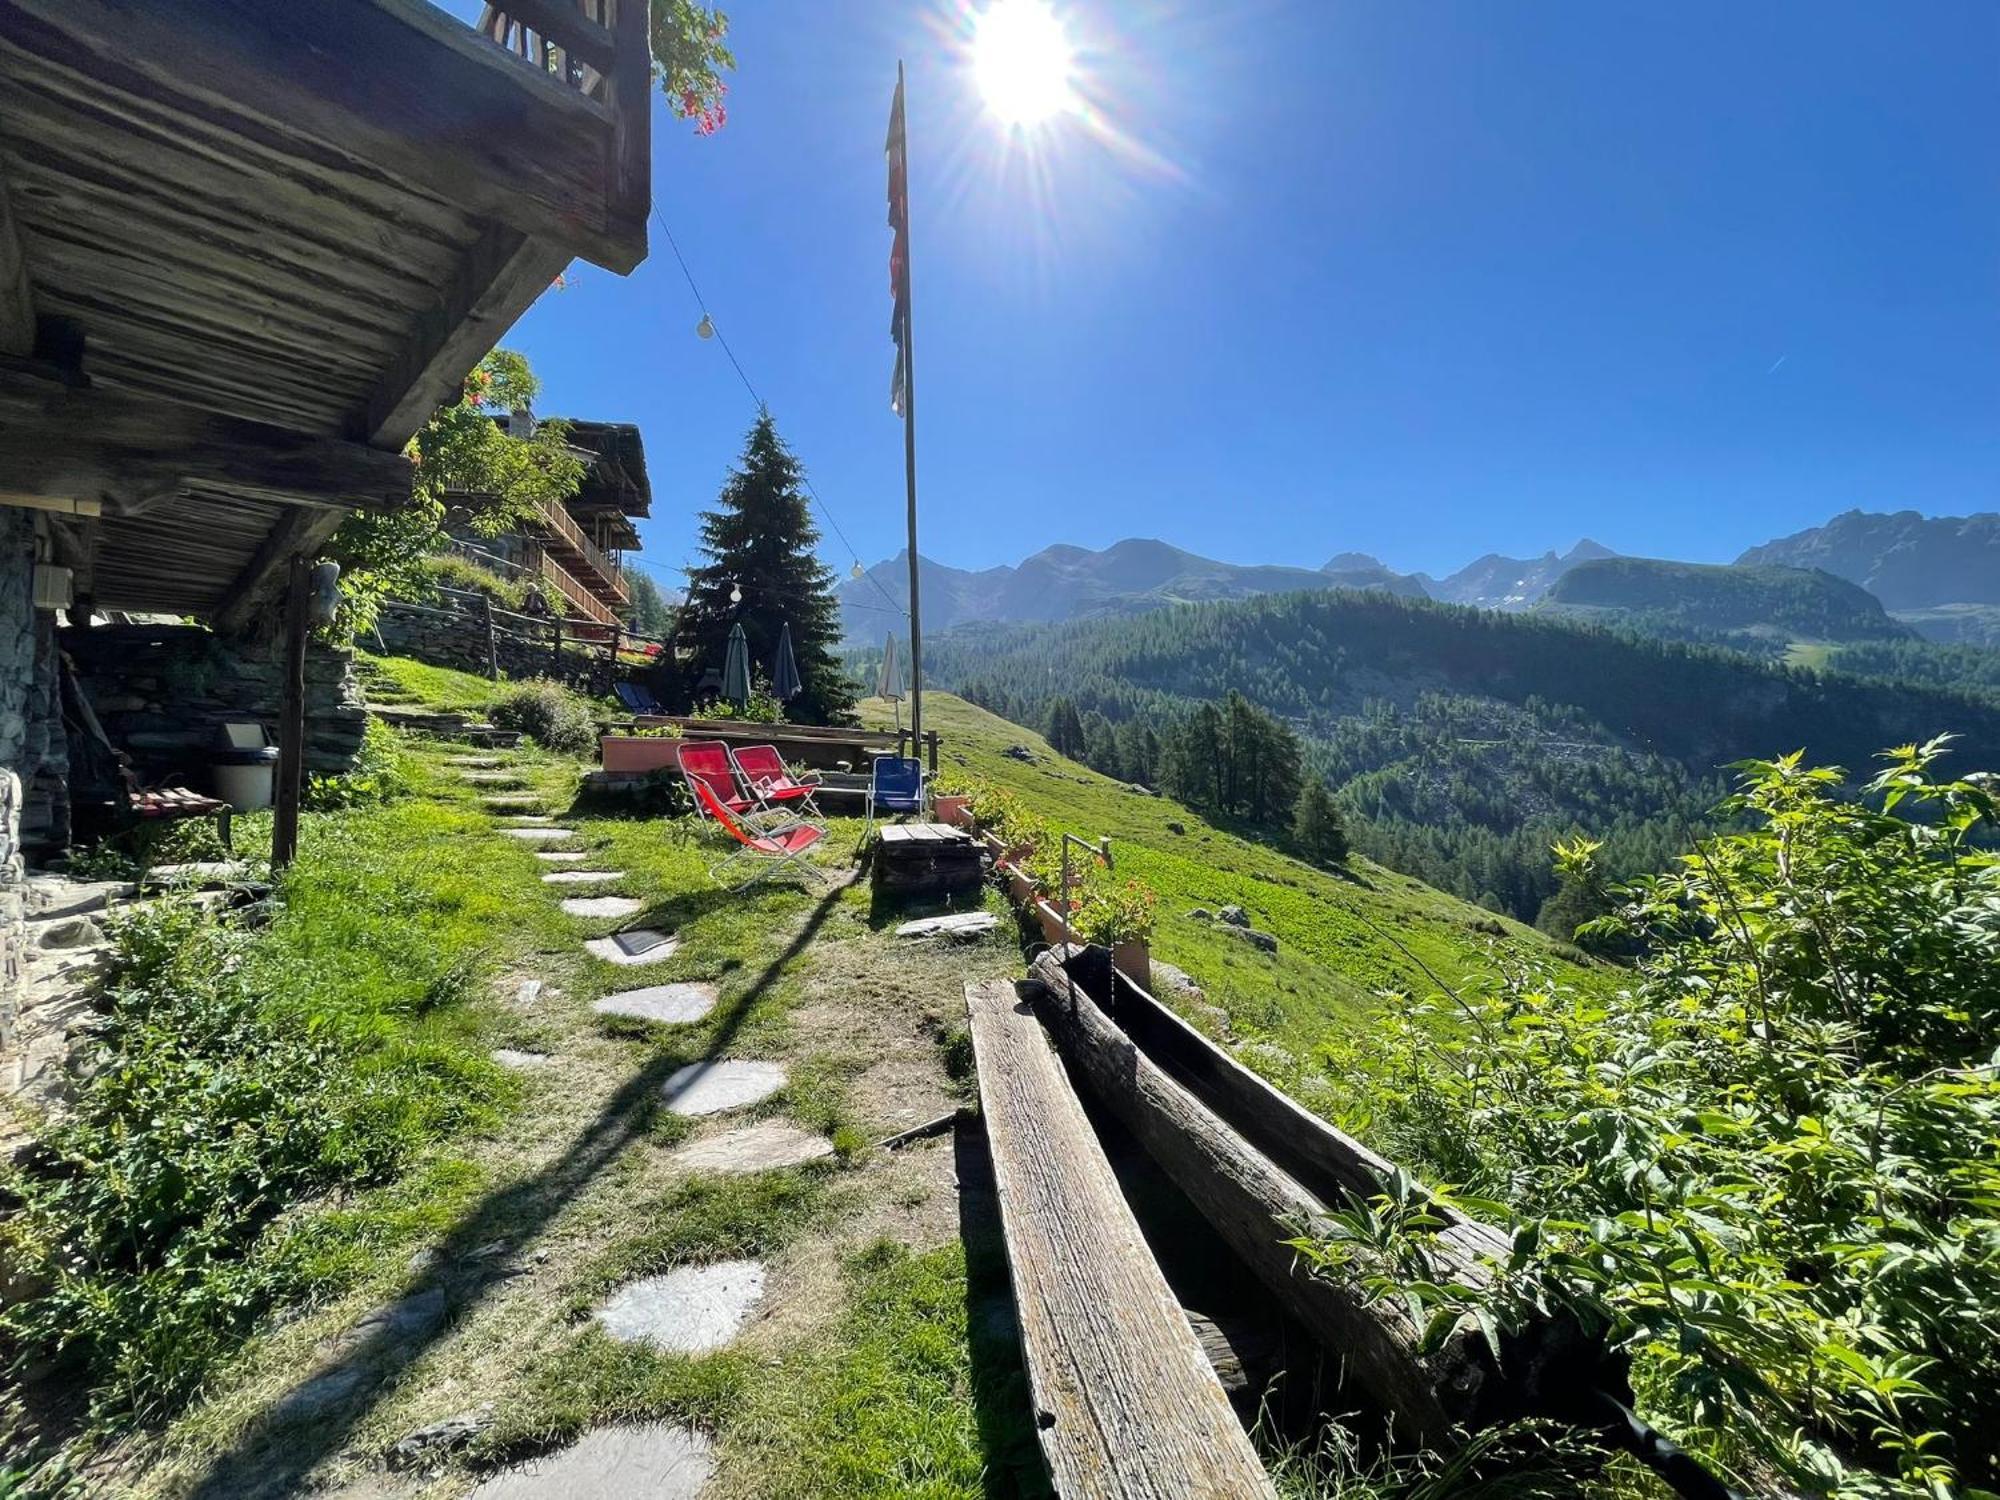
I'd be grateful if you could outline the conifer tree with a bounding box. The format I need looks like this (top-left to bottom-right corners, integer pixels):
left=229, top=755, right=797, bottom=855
left=672, top=414, right=856, bottom=724
left=1293, top=781, right=1350, bottom=866
left=1044, top=697, right=1086, bottom=758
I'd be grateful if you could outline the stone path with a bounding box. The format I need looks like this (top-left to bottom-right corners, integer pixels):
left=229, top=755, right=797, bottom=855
left=670, top=1120, right=834, bottom=1175
left=481, top=794, right=542, bottom=810
left=445, top=756, right=500, bottom=768
left=660, top=1060, right=786, bottom=1117
left=560, top=895, right=643, bottom=919
left=502, top=828, right=577, bottom=842
left=542, top=869, right=624, bottom=885
left=465, top=1424, right=713, bottom=1500
left=535, top=851, right=587, bottom=863
left=460, top=770, right=522, bottom=785
left=592, top=982, right=717, bottom=1026
left=593, top=1260, right=766, bottom=1354
left=491, top=1049, right=554, bottom=1070
left=584, top=929, right=680, bottom=966
left=896, top=911, right=999, bottom=940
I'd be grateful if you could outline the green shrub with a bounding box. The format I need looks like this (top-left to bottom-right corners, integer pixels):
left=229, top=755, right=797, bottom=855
left=1298, top=737, right=2000, bottom=1497
left=303, top=718, right=408, bottom=811
left=420, top=552, right=530, bottom=611
left=0, top=896, right=497, bottom=1416
left=489, top=677, right=598, bottom=754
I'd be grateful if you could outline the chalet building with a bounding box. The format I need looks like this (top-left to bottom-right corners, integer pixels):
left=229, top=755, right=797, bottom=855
left=455, top=417, right=652, bottom=630
left=0, top=1, right=653, bottom=1082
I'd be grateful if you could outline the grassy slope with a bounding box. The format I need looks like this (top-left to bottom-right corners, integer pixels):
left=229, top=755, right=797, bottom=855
left=863, top=693, right=1594, bottom=1062
left=32, top=657, right=1045, bottom=1500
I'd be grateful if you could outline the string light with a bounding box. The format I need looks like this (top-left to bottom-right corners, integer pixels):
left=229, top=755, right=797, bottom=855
left=729, top=582, right=743, bottom=604
left=696, top=313, right=715, bottom=340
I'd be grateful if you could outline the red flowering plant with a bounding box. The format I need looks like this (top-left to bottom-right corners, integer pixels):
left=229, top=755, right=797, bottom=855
left=653, top=2, right=734, bottom=134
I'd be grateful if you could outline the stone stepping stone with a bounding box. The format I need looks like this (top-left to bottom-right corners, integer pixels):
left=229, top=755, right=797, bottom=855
left=593, top=1260, right=765, bottom=1353
left=584, top=929, right=680, bottom=966
left=535, top=851, right=588, bottom=863
left=492, top=1049, right=553, bottom=1070
left=543, top=869, right=625, bottom=885
left=461, top=770, right=524, bottom=785
left=143, top=860, right=258, bottom=888
left=446, top=756, right=501, bottom=767
left=592, top=983, right=717, bottom=1026
left=466, top=1424, right=713, bottom=1500
left=661, top=1060, right=785, bottom=1116
left=561, top=895, right=644, bottom=919
left=482, top=794, right=543, bottom=809
left=502, top=827, right=578, bottom=842
left=515, top=979, right=545, bottom=1006
left=505, top=815, right=556, bottom=825
left=896, top=911, right=999, bottom=940
left=671, top=1120, right=834, bottom=1175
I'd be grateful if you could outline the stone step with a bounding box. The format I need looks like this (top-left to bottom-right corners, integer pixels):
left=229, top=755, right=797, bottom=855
left=465, top=1425, right=712, bottom=1500
left=660, top=1059, right=785, bottom=1116
left=583, top=929, right=679, bottom=966
left=593, top=1260, right=765, bottom=1353
left=592, top=983, right=716, bottom=1025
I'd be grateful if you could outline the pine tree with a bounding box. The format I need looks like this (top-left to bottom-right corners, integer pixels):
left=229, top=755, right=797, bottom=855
left=671, top=414, right=856, bottom=724
left=1045, top=697, right=1086, bottom=759
left=1293, top=780, right=1349, bottom=865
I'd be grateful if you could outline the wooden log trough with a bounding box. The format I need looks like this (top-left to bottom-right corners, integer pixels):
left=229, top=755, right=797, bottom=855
left=1022, top=944, right=1631, bottom=1446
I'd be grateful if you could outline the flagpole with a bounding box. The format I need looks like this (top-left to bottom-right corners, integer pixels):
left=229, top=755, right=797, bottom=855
left=897, top=60, right=924, bottom=757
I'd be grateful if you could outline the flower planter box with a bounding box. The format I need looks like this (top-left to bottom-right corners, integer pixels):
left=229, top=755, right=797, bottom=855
left=1112, top=939, right=1151, bottom=992
left=1035, top=898, right=1072, bottom=946
left=601, top=735, right=682, bottom=774
left=980, top=829, right=1008, bottom=859
left=1004, top=863, right=1038, bottom=907
left=935, top=795, right=972, bottom=829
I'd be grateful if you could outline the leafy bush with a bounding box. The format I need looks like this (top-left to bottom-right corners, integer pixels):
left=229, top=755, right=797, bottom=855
left=0, top=895, right=498, bottom=1416
left=1073, top=876, right=1159, bottom=945
left=1299, top=737, right=2000, bottom=1497
left=489, top=677, right=598, bottom=754
left=420, top=553, right=530, bottom=611
left=303, top=718, right=408, bottom=811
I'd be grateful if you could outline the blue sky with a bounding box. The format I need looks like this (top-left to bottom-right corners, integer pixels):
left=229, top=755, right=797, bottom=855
left=446, top=0, right=1999, bottom=588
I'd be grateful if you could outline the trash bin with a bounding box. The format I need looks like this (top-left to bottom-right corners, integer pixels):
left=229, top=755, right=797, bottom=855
left=211, top=722, right=280, bottom=811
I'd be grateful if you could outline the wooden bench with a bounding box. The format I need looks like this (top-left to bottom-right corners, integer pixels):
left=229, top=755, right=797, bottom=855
left=964, top=979, right=1277, bottom=1499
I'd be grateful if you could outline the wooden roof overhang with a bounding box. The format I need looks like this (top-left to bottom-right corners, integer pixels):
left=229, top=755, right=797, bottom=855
left=0, top=0, right=651, bottom=630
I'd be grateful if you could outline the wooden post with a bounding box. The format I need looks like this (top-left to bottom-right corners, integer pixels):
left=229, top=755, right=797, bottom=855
left=481, top=594, right=499, bottom=680
left=272, top=556, right=308, bottom=868
left=925, top=729, right=939, bottom=774
left=550, top=613, right=562, bottom=678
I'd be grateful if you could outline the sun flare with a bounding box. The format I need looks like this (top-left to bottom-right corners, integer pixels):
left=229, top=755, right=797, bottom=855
left=972, top=0, right=1076, bottom=127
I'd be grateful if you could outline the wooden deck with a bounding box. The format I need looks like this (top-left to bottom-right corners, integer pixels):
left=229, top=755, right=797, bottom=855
left=965, top=978, right=1277, bottom=1499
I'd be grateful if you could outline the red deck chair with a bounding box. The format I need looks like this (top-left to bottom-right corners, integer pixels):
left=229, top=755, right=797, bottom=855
left=692, top=779, right=829, bottom=888
left=676, top=740, right=776, bottom=828
left=729, top=744, right=825, bottom=821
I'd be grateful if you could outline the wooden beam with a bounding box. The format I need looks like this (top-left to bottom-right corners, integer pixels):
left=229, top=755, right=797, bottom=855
left=0, top=172, right=31, bottom=356
left=964, top=979, right=1279, bottom=1499
left=1027, top=949, right=1501, bottom=1443
left=0, top=0, right=646, bottom=274
left=0, top=366, right=414, bottom=513
left=485, top=0, right=618, bottom=72
left=272, top=557, right=309, bottom=867
left=359, top=227, right=573, bottom=450
left=210, top=506, right=347, bottom=637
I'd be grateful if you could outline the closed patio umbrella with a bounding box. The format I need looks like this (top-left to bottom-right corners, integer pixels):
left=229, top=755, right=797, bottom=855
left=772, top=620, right=802, bottom=702
left=876, top=634, right=905, bottom=732
left=721, top=621, right=751, bottom=708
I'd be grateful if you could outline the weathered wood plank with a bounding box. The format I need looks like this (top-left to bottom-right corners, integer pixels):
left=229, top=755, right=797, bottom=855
left=0, top=367, right=414, bottom=513
left=359, top=227, right=571, bottom=449
left=0, top=0, right=641, bottom=272
left=1028, top=949, right=1500, bottom=1441
left=0, top=170, right=32, bottom=356
left=210, top=506, right=347, bottom=637
left=965, top=978, right=1277, bottom=1500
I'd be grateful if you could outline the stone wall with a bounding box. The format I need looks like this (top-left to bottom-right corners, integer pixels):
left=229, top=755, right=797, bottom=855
left=2, top=506, right=40, bottom=1062
left=63, top=624, right=366, bottom=783
left=376, top=600, right=621, bottom=697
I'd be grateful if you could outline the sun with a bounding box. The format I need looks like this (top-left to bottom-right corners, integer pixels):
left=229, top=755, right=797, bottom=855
left=972, top=0, right=1076, bottom=127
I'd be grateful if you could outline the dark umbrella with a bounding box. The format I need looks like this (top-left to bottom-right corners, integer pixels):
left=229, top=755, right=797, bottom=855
left=721, top=621, right=751, bottom=708
left=772, top=620, right=803, bottom=702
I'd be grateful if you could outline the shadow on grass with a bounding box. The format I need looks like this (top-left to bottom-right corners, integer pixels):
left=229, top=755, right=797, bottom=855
left=953, top=1118, right=1053, bottom=1500
left=184, top=878, right=853, bottom=1499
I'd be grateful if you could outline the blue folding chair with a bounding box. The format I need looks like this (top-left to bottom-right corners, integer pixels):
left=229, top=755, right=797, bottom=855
left=861, top=756, right=927, bottom=845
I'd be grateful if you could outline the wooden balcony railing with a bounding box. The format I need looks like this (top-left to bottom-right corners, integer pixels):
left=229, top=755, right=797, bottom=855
left=530, top=495, right=629, bottom=604
left=471, top=0, right=651, bottom=268
left=540, top=552, right=621, bottom=628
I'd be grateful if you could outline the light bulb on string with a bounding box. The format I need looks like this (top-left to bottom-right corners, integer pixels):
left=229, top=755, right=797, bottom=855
left=851, top=561, right=865, bottom=580
left=696, top=314, right=715, bottom=340
left=729, top=582, right=743, bottom=604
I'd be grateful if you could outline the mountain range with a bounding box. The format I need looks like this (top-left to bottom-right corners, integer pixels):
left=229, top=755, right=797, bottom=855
left=838, top=509, right=2000, bottom=648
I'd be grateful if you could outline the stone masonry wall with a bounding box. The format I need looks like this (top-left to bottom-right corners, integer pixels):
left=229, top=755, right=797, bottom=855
left=2, top=506, right=40, bottom=1062
left=375, top=600, right=622, bottom=698
left=63, top=624, right=367, bottom=783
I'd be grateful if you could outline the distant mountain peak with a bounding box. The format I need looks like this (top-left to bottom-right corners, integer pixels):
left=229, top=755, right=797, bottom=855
left=1322, top=551, right=1386, bottom=573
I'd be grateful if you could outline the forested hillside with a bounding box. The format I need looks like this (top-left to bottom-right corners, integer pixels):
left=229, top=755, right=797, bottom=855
left=1539, top=556, right=1912, bottom=653
left=929, top=590, right=2000, bottom=926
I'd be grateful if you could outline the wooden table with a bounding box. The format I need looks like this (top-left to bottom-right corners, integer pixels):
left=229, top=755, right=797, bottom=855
left=873, top=821, right=983, bottom=898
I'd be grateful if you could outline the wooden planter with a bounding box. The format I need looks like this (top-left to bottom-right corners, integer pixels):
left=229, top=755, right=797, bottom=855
left=1035, top=898, right=1073, bottom=946
left=601, top=735, right=682, bottom=773
left=935, top=794, right=971, bottom=829
left=1003, top=862, right=1038, bottom=907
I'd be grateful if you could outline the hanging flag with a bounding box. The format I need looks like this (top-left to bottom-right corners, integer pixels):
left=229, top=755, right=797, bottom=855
left=886, top=68, right=910, bottom=417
